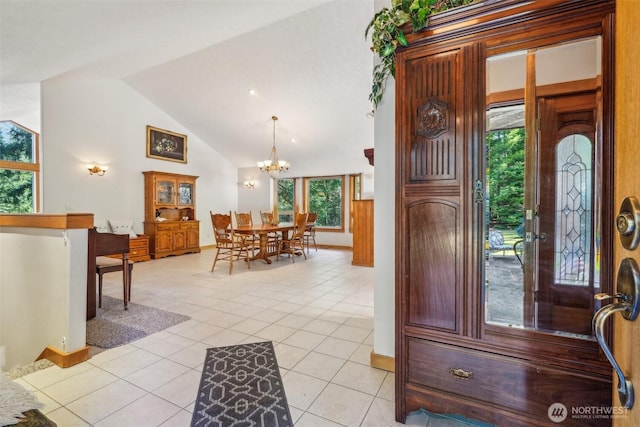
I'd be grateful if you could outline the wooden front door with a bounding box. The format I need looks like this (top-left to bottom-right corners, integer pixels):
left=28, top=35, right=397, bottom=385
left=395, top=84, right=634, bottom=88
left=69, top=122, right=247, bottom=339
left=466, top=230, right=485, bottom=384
left=535, top=91, right=599, bottom=335
left=613, top=1, right=640, bottom=423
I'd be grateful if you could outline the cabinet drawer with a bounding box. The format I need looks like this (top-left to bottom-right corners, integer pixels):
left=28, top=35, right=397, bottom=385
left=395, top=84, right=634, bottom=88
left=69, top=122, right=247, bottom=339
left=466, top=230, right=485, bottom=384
left=157, top=222, right=178, bottom=231
left=407, top=338, right=610, bottom=417
left=179, top=221, right=198, bottom=230
left=130, top=237, right=149, bottom=249
left=130, top=247, right=149, bottom=257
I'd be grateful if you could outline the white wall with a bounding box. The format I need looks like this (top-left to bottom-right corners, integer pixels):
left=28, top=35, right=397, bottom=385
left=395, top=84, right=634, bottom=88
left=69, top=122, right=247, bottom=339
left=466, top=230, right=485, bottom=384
left=372, top=78, right=395, bottom=358
left=371, top=0, right=395, bottom=359
left=41, top=77, right=239, bottom=246
left=0, top=226, right=87, bottom=370
left=237, top=166, right=273, bottom=218
left=0, top=83, right=41, bottom=132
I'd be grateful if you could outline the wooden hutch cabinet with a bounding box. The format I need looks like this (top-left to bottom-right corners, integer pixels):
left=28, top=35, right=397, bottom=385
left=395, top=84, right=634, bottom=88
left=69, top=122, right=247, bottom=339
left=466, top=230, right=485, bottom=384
left=395, top=1, right=615, bottom=426
left=143, top=171, right=201, bottom=259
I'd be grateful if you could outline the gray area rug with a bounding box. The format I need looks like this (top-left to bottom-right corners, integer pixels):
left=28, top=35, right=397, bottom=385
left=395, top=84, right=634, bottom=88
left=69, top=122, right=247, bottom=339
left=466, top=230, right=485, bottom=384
left=191, top=341, right=293, bottom=427
left=86, top=295, right=190, bottom=348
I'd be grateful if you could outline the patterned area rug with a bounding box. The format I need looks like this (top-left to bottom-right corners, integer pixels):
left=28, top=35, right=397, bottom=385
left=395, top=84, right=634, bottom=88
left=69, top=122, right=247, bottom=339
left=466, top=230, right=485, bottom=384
left=86, top=295, right=190, bottom=348
left=191, top=341, right=293, bottom=427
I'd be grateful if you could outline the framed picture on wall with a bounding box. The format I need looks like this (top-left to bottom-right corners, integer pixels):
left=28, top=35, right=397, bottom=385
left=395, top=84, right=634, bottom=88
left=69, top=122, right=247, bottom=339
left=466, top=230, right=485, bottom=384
left=146, top=125, right=187, bottom=163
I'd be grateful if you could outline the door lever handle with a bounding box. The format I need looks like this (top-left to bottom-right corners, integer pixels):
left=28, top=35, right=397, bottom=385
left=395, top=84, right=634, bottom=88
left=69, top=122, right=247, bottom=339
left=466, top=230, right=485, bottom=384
left=593, top=303, right=634, bottom=409
left=594, top=292, right=626, bottom=302
left=592, top=257, right=640, bottom=409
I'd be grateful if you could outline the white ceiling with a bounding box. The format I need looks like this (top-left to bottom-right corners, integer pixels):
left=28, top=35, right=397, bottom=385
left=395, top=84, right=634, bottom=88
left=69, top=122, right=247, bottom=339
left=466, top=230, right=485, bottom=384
left=0, top=0, right=376, bottom=170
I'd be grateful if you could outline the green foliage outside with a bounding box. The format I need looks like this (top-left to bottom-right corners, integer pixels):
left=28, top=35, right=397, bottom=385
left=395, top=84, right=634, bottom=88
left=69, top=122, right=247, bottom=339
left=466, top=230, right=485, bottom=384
left=308, top=178, right=342, bottom=228
left=0, top=122, right=35, bottom=213
left=486, top=128, right=525, bottom=230
left=277, top=178, right=294, bottom=223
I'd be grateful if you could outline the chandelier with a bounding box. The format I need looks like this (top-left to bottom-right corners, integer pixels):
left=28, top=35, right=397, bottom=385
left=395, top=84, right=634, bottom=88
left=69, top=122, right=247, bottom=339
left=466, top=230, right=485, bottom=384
left=257, top=116, right=289, bottom=178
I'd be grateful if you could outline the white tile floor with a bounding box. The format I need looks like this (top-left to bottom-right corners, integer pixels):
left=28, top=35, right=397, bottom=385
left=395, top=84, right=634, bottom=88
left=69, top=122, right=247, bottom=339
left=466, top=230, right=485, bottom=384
left=14, top=248, right=484, bottom=426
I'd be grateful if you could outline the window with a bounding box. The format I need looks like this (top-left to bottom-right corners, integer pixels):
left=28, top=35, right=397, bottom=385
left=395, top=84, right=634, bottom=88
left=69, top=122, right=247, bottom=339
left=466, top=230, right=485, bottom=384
left=0, top=121, right=39, bottom=213
left=554, top=134, right=592, bottom=286
left=303, top=176, right=345, bottom=231
left=348, top=173, right=362, bottom=232
left=276, top=178, right=295, bottom=223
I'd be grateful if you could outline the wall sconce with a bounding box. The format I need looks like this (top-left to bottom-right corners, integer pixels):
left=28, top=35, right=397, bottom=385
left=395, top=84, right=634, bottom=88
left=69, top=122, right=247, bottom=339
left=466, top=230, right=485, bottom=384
left=244, top=180, right=256, bottom=189
left=87, top=164, right=108, bottom=176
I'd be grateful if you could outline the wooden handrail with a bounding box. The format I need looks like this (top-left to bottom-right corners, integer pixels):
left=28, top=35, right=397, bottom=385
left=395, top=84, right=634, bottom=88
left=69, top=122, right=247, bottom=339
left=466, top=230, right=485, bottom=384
left=0, top=213, right=94, bottom=229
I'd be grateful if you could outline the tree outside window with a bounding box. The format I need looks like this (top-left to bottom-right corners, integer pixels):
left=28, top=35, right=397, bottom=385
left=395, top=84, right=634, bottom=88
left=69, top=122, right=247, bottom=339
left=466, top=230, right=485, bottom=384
left=486, top=127, right=525, bottom=229
left=276, top=178, right=295, bottom=223
left=304, top=176, right=344, bottom=231
left=0, top=121, right=39, bottom=213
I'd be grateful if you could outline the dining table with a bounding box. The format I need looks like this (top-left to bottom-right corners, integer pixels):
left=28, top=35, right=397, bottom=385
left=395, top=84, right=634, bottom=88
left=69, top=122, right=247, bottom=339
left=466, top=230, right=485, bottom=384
left=233, top=223, right=294, bottom=264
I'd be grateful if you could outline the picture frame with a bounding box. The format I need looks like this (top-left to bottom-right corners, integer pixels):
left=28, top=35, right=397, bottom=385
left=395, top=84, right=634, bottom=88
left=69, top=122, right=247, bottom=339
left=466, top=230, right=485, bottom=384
left=146, top=125, right=187, bottom=163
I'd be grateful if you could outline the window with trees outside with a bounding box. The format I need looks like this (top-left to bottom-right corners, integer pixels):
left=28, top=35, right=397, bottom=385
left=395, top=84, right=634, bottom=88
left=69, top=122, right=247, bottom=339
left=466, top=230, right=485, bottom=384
left=348, top=173, right=362, bottom=232
left=0, top=121, right=40, bottom=213
left=303, top=176, right=345, bottom=231
left=276, top=178, right=295, bottom=223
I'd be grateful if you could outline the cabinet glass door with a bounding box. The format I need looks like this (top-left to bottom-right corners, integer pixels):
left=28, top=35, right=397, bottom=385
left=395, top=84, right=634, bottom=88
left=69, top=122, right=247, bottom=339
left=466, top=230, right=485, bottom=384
left=157, top=180, right=175, bottom=204
left=178, top=182, right=193, bottom=205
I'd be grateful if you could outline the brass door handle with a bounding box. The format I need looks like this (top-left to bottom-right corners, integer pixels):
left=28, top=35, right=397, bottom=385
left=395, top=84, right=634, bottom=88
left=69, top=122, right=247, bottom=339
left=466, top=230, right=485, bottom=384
left=592, top=257, right=640, bottom=409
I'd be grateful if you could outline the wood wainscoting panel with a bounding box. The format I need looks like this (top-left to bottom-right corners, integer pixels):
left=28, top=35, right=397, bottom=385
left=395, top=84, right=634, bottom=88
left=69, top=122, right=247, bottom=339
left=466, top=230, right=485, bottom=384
left=352, top=200, right=374, bottom=267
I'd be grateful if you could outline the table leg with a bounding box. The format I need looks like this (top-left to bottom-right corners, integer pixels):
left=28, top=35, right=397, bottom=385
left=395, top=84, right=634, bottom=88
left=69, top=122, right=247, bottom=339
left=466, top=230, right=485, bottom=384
left=251, top=233, right=272, bottom=264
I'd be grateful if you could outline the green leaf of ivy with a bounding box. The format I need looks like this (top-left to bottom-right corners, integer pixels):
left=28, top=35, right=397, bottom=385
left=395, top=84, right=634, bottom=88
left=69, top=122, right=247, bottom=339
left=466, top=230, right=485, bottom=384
left=397, top=31, right=408, bottom=46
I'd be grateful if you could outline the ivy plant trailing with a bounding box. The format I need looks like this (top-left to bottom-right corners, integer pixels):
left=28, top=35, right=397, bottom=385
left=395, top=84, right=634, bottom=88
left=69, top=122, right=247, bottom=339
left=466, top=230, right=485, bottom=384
left=365, top=0, right=475, bottom=109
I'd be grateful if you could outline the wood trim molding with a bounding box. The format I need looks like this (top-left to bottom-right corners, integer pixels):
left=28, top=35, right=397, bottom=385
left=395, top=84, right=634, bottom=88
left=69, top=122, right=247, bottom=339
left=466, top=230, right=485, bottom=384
left=364, top=148, right=374, bottom=166
left=0, top=213, right=94, bottom=229
left=370, top=350, right=395, bottom=372
left=0, top=160, right=39, bottom=172
left=37, top=345, right=90, bottom=368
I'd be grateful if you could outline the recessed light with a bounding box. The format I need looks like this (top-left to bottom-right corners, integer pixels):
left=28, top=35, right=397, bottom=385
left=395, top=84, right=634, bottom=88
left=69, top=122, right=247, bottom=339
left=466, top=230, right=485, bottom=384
left=248, top=88, right=257, bottom=96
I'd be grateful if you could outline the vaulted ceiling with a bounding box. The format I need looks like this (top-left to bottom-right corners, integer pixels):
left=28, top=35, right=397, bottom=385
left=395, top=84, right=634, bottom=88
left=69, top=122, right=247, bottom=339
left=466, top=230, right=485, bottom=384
left=0, top=0, right=376, bottom=171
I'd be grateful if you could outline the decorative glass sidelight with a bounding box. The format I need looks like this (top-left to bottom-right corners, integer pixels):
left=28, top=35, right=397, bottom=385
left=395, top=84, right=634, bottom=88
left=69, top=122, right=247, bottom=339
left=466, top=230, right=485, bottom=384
left=554, top=134, right=593, bottom=286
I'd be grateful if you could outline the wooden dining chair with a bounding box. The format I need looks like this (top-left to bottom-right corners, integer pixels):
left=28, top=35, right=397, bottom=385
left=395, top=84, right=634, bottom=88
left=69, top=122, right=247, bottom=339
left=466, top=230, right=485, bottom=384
left=211, top=211, right=251, bottom=274
left=303, top=212, right=318, bottom=254
left=277, top=212, right=308, bottom=262
left=92, top=229, right=133, bottom=310
left=260, top=210, right=280, bottom=253
left=96, top=256, right=134, bottom=309
left=234, top=211, right=258, bottom=256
